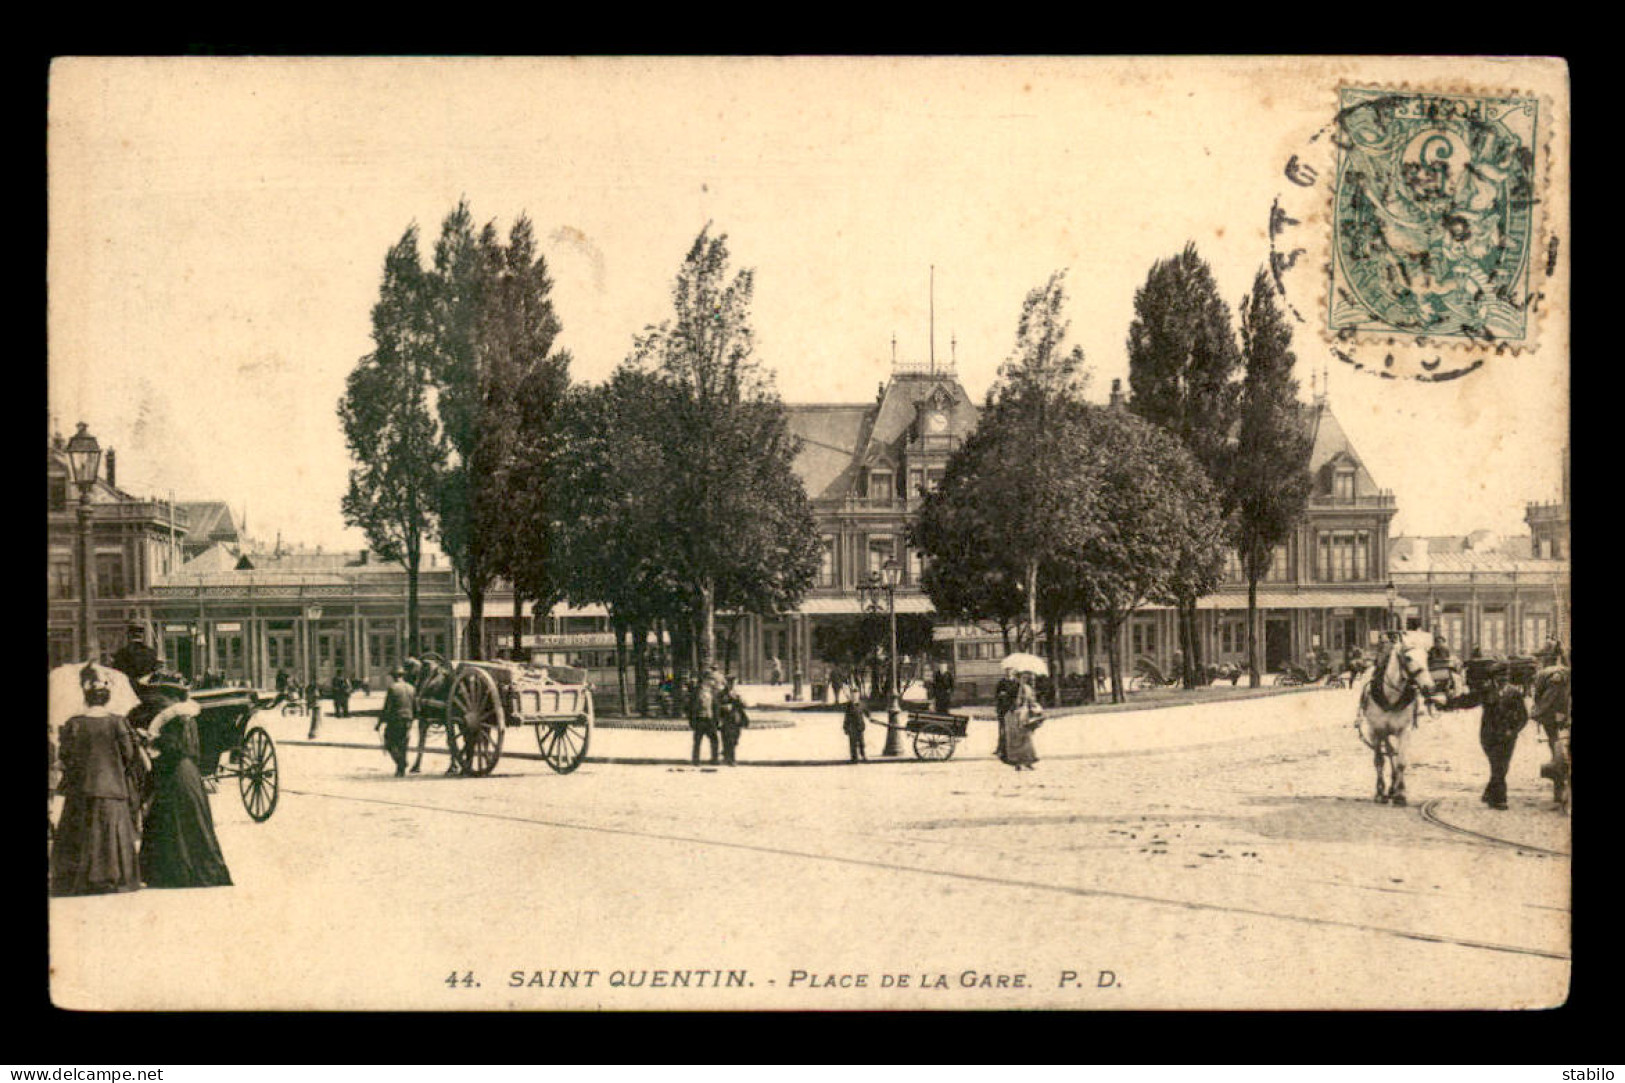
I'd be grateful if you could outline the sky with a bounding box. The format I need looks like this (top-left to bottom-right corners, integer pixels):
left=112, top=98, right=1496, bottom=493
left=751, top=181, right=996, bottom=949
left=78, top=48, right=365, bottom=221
left=47, top=57, right=1569, bottom=552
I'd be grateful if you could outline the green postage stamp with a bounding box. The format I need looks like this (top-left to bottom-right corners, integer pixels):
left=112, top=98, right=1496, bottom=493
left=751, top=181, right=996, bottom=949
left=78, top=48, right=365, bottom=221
left=1329, top=87, right=1541, bottom=346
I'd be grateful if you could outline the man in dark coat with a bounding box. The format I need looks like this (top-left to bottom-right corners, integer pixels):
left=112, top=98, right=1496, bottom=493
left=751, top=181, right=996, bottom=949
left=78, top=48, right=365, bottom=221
left=376, top=667, right=416, bottom=777
left=111, top=623, right=160, bottom=686
left=1449, top=661, right=1528, bottom=810
left=842, top=685, right=868, bottom=763
left=718, top=677, right=749, bottom=766
left=994, top=667, right=1020, bottom=762
left=689, top=671, right=721, bottom=766
left=331, top=672, right=351, bottom=718
left=930, top=667, right=955, bottom=714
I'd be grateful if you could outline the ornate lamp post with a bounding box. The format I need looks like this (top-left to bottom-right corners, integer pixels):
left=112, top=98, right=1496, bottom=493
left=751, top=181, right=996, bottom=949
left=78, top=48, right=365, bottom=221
left=1385, top=580, right=1397, bottom=632
left=305, top=602, right=324, bottom=738
left=305, top=602, right=324, bottom=691
left=64, top=423, right=102, bottom=663
left=859, top=559, right=904, bottom=756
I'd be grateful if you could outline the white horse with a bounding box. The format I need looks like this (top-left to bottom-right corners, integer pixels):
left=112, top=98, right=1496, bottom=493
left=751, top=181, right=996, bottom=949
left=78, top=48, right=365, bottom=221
left=1354, top=630, right=1440, bottom=807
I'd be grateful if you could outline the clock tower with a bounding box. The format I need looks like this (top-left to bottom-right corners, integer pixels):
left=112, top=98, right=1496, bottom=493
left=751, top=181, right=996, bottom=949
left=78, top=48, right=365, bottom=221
left=906, top=383, right=959, bottom=497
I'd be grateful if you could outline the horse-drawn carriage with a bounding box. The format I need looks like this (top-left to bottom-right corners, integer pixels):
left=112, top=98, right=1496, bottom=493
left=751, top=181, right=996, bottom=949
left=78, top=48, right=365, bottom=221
left=408, top=653, right=593, bottom=776
left=48, top=664, right=283, bottom=824
left=182, top=685, right=283, bottom=821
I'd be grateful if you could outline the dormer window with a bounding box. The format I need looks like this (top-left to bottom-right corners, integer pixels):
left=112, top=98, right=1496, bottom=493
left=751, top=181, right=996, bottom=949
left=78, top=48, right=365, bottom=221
left=1334, top=469, right=1355, bottom=502
left=869, top=471, right=893, bottom=502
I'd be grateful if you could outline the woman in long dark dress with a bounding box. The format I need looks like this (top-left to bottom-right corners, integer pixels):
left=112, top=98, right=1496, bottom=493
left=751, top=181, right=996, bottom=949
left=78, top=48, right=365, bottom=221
left=140, top=686, right=232, bottom=889
left=51, top=665, right=143, bottom=897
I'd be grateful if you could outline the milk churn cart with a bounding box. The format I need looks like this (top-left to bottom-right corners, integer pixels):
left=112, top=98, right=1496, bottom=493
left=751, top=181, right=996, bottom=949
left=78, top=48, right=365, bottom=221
left=412, top=653, right=594, bottom=776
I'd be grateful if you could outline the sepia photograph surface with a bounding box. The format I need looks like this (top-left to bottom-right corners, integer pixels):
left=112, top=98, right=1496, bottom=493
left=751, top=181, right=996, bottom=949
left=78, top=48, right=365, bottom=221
left=45, top=55, right=1571, bottom=1011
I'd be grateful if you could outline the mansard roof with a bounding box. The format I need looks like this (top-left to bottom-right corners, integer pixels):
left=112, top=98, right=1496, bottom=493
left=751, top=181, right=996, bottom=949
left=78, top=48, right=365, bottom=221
left=176, top=501, right=238, bottom=543
left=1305, top=402, right=1381, bottom=494
left=786, top=372, right=979, bottom=500
left=786, top=404, right=871, bottom=500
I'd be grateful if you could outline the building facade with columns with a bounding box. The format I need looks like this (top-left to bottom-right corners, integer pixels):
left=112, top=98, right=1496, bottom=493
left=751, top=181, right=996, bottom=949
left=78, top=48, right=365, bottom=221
left=1389, top=449, right=1571, bottom=659
left=147, top=546, right=459, bottom=690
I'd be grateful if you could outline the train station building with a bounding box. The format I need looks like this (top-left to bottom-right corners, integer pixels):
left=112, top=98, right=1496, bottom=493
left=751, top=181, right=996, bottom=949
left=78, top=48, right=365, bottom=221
left=51, top=390, right=1568, bottom=697
left=1390, top=447, right=1571, bottom=659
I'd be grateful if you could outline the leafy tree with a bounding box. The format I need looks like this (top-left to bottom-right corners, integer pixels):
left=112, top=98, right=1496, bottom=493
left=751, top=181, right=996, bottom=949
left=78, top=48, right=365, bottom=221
left=494, top=218, right=573, bottom=655
left=338, top=225, right=444, bottom=656
left=1127, top=243, right=1242, bottom=686
left=552, top=368, right=689, bottom=713
left=1064, top=407, right=1217, bottom=703
left=911, top=458, right=1027, bottom=655
left=921, top=273, right=1094, bottom=702
left=426, top=203, right=570, bottom=660
left=1233, top=270, right=1314, bottom=686
left=630, top=227, right=821, bottom=669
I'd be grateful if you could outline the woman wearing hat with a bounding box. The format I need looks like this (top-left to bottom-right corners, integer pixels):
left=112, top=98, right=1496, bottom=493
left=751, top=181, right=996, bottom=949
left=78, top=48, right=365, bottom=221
left=139, top=680, right=232, bottom=888
left=50, top=665, right=144, bottom=896
left=1001, top=669, right=1044, bottom=771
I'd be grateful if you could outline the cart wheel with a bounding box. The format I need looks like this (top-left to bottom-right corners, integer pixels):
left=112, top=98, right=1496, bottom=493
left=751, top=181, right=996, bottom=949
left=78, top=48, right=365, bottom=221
left=238, top=726, right=279, bottom=822
left=448, top=667, right=505, bottom=777
left=913, top=722, right=955, bottom=762
left=536, top=690, right=592, bottom=774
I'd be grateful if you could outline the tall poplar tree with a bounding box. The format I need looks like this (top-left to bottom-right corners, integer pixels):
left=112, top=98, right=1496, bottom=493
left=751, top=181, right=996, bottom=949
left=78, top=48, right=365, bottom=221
left=338, top=226, right=444, bottom=656
left=1233, top=270, right=1314, bottom=687
left=428, top=203, right=570, bottom=659
left=1127, top=243, right=1242, bottom=687
left=632, top=227, right=819, bottom=669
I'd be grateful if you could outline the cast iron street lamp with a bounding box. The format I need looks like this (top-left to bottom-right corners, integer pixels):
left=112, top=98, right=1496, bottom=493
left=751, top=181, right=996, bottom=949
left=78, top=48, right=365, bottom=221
left=64, top=423, right=102, bottom=663
left=305, top=602, right=324, bottom=738
left=859, top=559, right=903, bottom=756
left=1385, top=580, right=1397, bottom=631
left=305, top=602, right=324, bottom=693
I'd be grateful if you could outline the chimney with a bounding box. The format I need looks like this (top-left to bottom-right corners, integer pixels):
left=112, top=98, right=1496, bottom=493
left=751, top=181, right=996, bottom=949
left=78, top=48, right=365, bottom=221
left=105, top=448, right=116, bottom=488
left=1109, top=379, right=1126, bottom=410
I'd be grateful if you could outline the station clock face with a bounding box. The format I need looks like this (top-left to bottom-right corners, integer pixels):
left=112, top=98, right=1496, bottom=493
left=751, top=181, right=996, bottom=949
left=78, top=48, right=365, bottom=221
left=927, top=411, right=948, bottom=433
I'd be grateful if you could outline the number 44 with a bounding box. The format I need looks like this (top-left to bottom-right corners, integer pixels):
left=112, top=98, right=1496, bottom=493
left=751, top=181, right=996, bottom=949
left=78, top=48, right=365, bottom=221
left=446, top=971, right=478, bottom=988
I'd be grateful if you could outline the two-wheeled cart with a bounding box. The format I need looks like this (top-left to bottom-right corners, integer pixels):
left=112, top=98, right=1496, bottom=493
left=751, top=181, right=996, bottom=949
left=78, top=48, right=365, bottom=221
left=412, top=654, right=594, bottom=776
left=865, top=709, right=971, bottom=761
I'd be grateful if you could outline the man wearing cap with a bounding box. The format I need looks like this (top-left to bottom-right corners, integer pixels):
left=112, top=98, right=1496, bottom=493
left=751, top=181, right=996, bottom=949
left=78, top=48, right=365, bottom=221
left=1532, top=661, right=1571, bottom=807
left=111, top=623, right=159, bottom=686
left=377, top=666, right=416, bottom=777
left=1448, top=661, right=1529, bottom=811
left=689, top=669, right=722, bottom=766
left=717, top=676, right=749, bottom=767
left=994, top=666, right=1020, bottom=763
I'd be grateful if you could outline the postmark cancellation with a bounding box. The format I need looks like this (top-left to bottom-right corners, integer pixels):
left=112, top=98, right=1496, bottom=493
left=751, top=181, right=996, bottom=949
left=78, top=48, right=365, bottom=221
left=1271, top=79, right=1562, bottom=381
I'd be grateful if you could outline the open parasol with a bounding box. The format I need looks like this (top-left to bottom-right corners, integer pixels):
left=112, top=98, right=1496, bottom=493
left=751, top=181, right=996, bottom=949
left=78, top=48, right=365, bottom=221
left=48, top=662, right=140, bottom=737
left=1000, top=652, right=1049, bottom=676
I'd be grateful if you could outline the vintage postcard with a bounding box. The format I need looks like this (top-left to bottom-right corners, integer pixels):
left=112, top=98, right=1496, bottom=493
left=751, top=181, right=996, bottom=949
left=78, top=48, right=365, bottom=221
left=46, top=56, right=1570, bottom=1011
